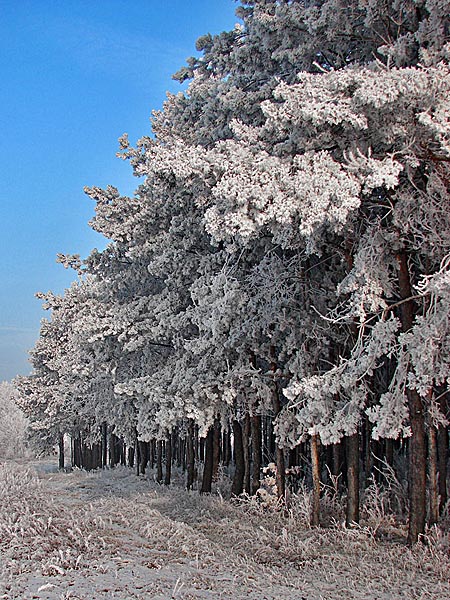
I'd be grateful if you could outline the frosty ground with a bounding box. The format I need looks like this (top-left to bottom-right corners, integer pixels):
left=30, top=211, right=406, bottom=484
left=0, top=461, right=448, bottom=600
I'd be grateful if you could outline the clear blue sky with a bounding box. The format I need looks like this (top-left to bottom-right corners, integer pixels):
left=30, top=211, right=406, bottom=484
left=0, top=0, right=238, bottom=381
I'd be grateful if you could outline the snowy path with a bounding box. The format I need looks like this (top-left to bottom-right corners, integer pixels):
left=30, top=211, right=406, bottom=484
left=0, top=461, right=449, bottom=599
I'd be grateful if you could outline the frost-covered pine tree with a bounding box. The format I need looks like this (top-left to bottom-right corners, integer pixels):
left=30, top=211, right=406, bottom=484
left=0, top=381, right=28, bottom=459
left=194, top=0, right=450, bottom=542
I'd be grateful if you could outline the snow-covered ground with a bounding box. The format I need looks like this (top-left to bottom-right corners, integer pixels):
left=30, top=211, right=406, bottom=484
left=0, top=460, right=448, bottom=600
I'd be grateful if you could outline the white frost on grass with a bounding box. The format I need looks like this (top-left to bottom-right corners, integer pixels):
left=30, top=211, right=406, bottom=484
left=0, top=460, right=449, bottom=599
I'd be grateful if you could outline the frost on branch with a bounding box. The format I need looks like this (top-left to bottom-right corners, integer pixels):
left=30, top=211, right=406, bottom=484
left=337, top=229, right=396, bottom=322
left=404, top=255, right=450, bottom=402
left=282, top=317, right=401, bottom=445
left=204, top=144, right=361, bottom=249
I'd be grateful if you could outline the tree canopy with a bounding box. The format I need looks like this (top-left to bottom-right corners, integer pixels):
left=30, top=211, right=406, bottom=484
left=16, top=0, right=450, bottom=544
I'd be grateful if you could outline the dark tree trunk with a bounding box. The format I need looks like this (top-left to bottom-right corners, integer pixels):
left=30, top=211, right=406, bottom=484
left=243, top=413, right=251, bottom=494
left=58, top=434, right=65, bottom=471
left=397, top=250, right=427, bottom=544
left=270, top=346, right=286, bottom=499
left=199, top=438, right=205, bottom=463
left=275, top=446, right=286, bottom=500
left=345, top=432, right=360, bottom=526
left=120, top=443, right=126, bottom=466
left=363, top=417, right=373, bottom=485
left=212, top=419, right=221, bottom=481
left=109, top=433, right=120, bottom=467
left=102, top=423, right=108, bottom=468
left=251, top=414, right=262, bottom=495
left=332, top=441, right=342, bottom=478
left=91, top=443, right=101, bottom=470
left=73, top=433, right=82, bottom=468
left=84, top=444, right=93, bottom=471
left=200, top=426, right=214, bottom=494
left=311, top=434, right=321, bottom=526
left=178, top=435, right=185, bottom=470
left=156, top=440, right=163, bottom=484
left=109, top=434, right=115, bottom=467
left=90, top=444, right=97, bottom=470
left=92, top=442, right=102, bottom=469
left=194, top=426, right=199, bottom=467
left=232, top=420, right=245, bottom=496
left=150, top=439, right=156, bottom=469
left=222, top=427, right=231, bottom=467
left=138, top=441, right=149, bottom=475
left=165, top=435, right=172, bottom=485
left=186, top=421, right=196, bottom=490
left=438, top=424, right=448, bottom=514
left=175, top=429, right=183, bottom=468
left=181, top=437, right=187, bottom=472
left=437, top=390, right=449, bottom=514
left=266, top=416, right=276, bottom=460
left=128, top=446, right=135, bottom=468
left=428, top=426, right=439, bottom=525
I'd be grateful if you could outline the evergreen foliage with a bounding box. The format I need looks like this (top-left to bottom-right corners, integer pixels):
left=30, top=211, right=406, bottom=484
left=15, top=0, right=450, bottom=544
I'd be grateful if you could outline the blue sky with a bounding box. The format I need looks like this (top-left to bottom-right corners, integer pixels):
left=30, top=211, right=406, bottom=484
left=0, top=0, right=238, bottom=381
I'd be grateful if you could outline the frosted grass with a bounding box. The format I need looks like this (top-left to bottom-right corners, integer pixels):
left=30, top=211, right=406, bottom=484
left=0, top=461, right=448, bottom=599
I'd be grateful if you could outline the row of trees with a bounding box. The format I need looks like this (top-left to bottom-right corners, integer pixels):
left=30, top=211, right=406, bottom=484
left=16, top=0, right=449, bottom=544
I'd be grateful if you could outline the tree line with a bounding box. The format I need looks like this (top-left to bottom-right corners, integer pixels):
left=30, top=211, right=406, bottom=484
left=16, top=0, right=450, bottom=545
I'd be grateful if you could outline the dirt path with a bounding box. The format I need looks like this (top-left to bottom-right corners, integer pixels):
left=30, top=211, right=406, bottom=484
left=1, top=461, right=449, bottom=600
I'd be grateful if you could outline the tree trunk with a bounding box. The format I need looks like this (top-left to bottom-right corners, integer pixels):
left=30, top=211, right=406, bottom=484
left=186, top=421, right=196, bottom=490
left=332, top=441, right=342, bottom=479
left=437, top=424, right=448, bottom=514
left=407, top=404, right=427, bottom=544
left=243, top=413, right=251, bottom=494
left=138, top=441, right=149, bottom=475
left=178, top=436, right=185, bottom=470
left=58, top=433, right=65, bottom=471
left=222, top=427, right=231, bottom=467
left=109, top=434, right=115, bottom=467
left=156, top=440, right=163, bottom=484
left=275, top=447, right=286, bottom=500
left=194, top=426, right=200, bottom=467
left=428, top=426, right=439, bottom=525
left=363, top=417, right=373, bottom=485
left=83, top=444, right=93, bottom=471
left=175, top=429, right=183, bottom=468
left=397, top=250, right=427, bottom=544
left=345, top=432, right=360, bottom=526
left=212, top=419, right=221, bottom=481
left=109, top=433, right=120, bottom=467
left=311, top=433, right=321, bottom=527
left=251, top=414, right=262, bottom=495
left=270, top=346, right=286, bottom=499
left=165, top=434, right=172, bottom=485
left=128, top=446, right=135, bottom=468
left=437, top=390, right=449, bottom=514
left=263, top=415, right=275, bottom=463
left=150, top=439, right=156, bottom=469
left=232, top=420, right=245, bottom=496
left=73, top=433, right=82, bottom=468
left=200, top=426, right=214, bottom=494
left=102, top=422, right=108, bottom=468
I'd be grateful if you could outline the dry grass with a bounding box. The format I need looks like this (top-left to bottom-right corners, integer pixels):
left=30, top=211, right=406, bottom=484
left=0, top=461, right=449, bottom=599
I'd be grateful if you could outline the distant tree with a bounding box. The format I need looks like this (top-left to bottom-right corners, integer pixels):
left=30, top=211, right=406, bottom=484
left=0, top=381, right=28, bottom=459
